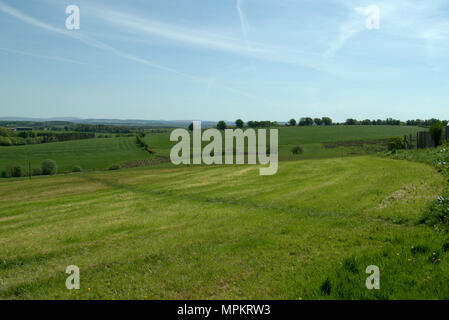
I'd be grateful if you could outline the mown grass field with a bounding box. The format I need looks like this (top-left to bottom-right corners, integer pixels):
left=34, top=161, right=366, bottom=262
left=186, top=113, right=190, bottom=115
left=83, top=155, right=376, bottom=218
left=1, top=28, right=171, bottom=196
left=1, top=156, right=447, bottom=299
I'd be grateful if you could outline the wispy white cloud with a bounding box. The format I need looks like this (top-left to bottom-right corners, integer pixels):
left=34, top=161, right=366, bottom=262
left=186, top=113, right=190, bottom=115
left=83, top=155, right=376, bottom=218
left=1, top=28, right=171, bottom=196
left=323, top=9, right=365, bottom=58
left=325, top=0, right=449, bottom=68
left=0, top=1, right=267, bottom=100
left=0, top=1, right=192, bottom=76
left=91, top=8, right=263, bottom=57
left=86, top=6, right=328, bottom=74
left=0, top=47, right=86, bottom=65
left=236, top=0, right=249, bottom=40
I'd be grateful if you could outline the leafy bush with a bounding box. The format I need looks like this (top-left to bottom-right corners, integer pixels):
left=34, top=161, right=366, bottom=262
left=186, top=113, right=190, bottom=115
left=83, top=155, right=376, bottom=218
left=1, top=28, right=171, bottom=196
left=11, top=165, right=22, bottom=177
left=3, top=164, right=22, bottom=177
left=32, top=167, right=42, bottom=176
left=291, top=144, right=304, bottom=155
left=72, top=165, right=82, bottom=172
left=109, top=164, right=121, bottom=170
left=429, top=121, right=444, bottom=146
left=387, top=136, right=404, bottom=151
left=0, top=136, right=12, bottom=146
left=41, top=159, right=57, bottom=175
left=0, top=127, right=11, bottom=137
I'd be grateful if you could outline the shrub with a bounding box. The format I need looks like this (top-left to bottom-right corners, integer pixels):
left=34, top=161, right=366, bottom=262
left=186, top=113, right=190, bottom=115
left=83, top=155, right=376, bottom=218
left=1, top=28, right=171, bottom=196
left=0, top=127, right=11, bottom=137
left=4, top=164, right=22, bottom=177
left=387, top=136, right=404, bottom=151
left=0, top=136, right=12, bottom=146
left=32, top=167, right=42, bottom=176
left=41, top=159, right=57, bottom=175
left=291, top=144, right=304, bottom=155
left=11, top=165, right=22, bottom=177
left=109, top=164, right=121, bottom=170
left=429, top=121, right=444, bottom=146
left=72, top=165, right=82, bottom=172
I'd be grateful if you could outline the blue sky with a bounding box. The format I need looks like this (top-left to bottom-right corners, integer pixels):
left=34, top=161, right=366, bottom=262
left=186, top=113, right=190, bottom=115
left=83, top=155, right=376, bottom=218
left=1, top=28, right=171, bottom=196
left=0, top=0, right=448, bottom=121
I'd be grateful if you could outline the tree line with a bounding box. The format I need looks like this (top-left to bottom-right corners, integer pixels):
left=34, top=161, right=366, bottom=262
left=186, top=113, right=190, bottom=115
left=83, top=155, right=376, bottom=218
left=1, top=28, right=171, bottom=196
left=287, top=117, right=448, bottom=127
left=0, top=127, right=95, bottom=146
left=190, top=117, right=449, bottom=131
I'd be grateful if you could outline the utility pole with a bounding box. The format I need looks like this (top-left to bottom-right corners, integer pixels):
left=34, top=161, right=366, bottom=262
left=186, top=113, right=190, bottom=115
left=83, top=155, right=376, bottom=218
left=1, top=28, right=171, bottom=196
left=28, top=160, right=31, bottom=180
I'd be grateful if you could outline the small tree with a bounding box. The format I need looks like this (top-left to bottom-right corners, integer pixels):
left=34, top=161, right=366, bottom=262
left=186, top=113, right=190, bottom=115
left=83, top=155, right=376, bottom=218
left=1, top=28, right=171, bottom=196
left=288, top=119, right=297, bottom=126
left=217, top=121, right=227, bottom=130
left=299, top=117, right=314, bottom=126
left=429, top=121, right=444, bottom=146
left=321, top=117, right=332, bottom=126
left=42, top=159, right=57, bottom=175
left=387, top=137, right=404, bottom=151
left=345, top=118, right=358, bottom=125
left=361, top=119, right=371, bottom=125
left=188, top=122, right=193, bottom=131
left=235, top=119, right=244, bottom=128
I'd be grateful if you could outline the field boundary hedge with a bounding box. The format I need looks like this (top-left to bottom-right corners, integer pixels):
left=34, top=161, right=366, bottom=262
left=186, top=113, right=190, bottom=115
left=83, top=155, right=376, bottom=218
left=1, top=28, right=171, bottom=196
left=136, top=135, right=156, bottom=154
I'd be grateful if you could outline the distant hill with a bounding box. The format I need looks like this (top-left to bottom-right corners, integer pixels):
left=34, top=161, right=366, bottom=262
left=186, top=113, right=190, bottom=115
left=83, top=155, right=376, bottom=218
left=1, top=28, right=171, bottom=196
left=0, top=117, right=219, bottom=128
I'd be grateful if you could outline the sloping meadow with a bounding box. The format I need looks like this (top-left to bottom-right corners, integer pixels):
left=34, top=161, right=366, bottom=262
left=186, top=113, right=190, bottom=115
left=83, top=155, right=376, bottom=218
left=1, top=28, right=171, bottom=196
left=0, top=156, right=446, bottom=299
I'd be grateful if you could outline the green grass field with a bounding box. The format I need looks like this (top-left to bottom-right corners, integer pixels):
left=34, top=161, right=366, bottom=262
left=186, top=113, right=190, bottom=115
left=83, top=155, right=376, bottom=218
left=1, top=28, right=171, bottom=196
left=2, top=125, right=447, bottom=299
left=0, top=126, right=424, bottom=174
left=1, top=156, right=447, bottom=299
left=143, top=125, right=424, bottom=160
left=0, top=137, right=149, bottom=173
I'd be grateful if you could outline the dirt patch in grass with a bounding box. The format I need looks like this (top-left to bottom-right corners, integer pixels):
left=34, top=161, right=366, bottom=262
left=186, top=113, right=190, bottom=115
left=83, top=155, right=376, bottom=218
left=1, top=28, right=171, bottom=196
left=324, top=139, right=387, bottom=149
left=379, top=185, right=417, bottom=209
